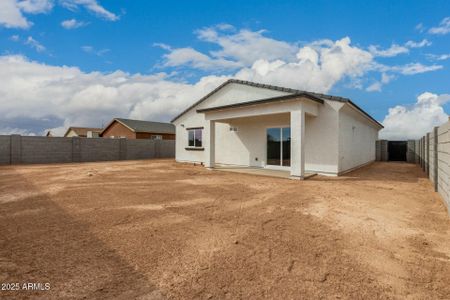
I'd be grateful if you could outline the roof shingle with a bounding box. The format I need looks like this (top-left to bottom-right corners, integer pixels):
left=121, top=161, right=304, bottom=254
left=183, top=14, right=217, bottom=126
left=110, top=118, right=175, bottom=134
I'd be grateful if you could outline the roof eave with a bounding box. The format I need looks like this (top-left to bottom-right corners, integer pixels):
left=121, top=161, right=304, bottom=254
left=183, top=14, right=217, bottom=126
left=346, top=100, right=384, bottom=129
left=196, top=93, right=323, bottom=114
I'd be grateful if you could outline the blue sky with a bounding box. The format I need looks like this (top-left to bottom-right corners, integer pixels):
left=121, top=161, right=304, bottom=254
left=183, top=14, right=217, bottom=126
left=0, top=0, right=450, bottom=138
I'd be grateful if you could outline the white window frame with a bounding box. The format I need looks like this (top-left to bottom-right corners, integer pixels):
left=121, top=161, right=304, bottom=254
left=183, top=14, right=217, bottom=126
left=187, top=128, right=203, bottom=148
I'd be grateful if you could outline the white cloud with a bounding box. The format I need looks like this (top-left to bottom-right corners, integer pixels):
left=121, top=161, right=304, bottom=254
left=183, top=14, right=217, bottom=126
left=17, top=0, right=53, bottom=13
left=0, top=37, right=376, bottom=135
left=427, top=53, right=450, bottom=61
left=429, top=17, right=450, bottom=35
left=0, top=127, right=36, bottom=135
left=368, top=39, right=431, bottom=58
left=195, top=26, right=298, bottom=65
left=366, top=82, right=382, bottom=92
left=0, top=26, right=445, bottom=135
left=380, top=92, right=450, bottom=140
left=0, top=55, right=227, bottom=135
left=0, top=0, right=116, bottom=29
left=0, top=0, right=32, bottom=28
left=405, top=39, right=432, bottom=48
left=81, top=45, right=109, bottom=56
left=392, top=63, right=443, bottom=75
left=61, top=18, right=87, bottom=29
left=24, top=36, right=46, bottom=52
left=235, top=37, right=373, bottom=93
left=10, top=34, right=20, bottom=42
left=161, top=47, right=242, bottom=70
left=161, top=29, right=376, bottom=93
left=0, top=0, right=53, bottom=28
left=59, top=0, right=119, bottom=21
left=368, top=44, right=409, bottom=57
left=415, top=23, right=425, bottom=33
left=366, top=73, right=395, bottom=92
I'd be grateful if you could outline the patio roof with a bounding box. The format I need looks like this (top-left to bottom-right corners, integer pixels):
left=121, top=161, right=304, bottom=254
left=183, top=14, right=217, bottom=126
left=196, top=93, right=324, bottom=113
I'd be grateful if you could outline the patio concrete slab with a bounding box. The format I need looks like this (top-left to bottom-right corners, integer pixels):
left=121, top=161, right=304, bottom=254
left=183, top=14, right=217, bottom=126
left=213, top=165, right=317, bottom=179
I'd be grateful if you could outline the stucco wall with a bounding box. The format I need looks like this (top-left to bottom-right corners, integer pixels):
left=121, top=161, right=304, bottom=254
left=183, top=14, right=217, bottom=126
left=215, top=114, right=290, bottom=167
left=338, top=105, right=379, bottom=173
left=174, top=82, right=308, bottom=165
left=174, top=82, right=379, bottom=176
left=203, top=83, right=289, bottom=108
left=175, top=102, right=342, bottom=174
left=304, top=101, right=341, bottom=174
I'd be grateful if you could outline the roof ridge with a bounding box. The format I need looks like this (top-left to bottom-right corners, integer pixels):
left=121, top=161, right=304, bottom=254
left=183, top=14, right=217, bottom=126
left=227, top=79, right=351, bottom=101
left=116, top=118, right=171, bottom=124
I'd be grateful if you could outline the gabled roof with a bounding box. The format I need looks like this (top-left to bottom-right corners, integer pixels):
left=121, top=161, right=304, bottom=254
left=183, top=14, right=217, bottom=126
left=101, top=118, right=175, bottom=135
left=197, top=93, right=324, bottom=113
left=171, top=79, right=383, bottom=128
left=64, top=127, right=103, bottom=137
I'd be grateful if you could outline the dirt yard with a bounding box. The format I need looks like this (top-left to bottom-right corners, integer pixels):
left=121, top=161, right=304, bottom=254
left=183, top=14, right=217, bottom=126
left=0, top=160, right=449, bottom=299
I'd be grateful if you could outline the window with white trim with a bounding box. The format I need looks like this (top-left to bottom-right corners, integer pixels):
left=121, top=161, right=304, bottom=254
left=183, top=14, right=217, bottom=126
left=188, top=128, right=202, bottom=148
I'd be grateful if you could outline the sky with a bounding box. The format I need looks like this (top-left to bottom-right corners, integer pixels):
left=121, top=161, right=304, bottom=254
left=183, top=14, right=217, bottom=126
left=0, top=0, right=450, bottom=139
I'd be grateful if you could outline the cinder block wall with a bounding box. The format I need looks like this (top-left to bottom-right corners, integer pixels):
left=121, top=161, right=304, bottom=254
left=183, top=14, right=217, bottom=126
left=0, top=135, right=175, bottom=165
left=0, top=136, right=11, bottom=164
left=21, top=136, right=72, bottom=164
left=406, top=140, right=416, bottom=163
left=375, top=140, right=388, bottom=161
left=409, top=123, right=450, bottom=216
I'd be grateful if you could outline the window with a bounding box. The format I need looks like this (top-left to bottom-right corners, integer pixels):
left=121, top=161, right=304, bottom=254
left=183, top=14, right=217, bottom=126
left=187, top=128, right=202, bottom=148
left=151, top=135, right=162, bottom=140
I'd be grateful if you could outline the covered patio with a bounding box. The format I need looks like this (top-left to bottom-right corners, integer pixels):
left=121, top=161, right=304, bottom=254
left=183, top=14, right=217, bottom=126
left=197, top=95, right=322, bottom=179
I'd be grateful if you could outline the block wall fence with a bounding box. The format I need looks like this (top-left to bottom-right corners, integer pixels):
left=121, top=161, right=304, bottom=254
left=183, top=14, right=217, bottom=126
left=376, top=121, right=450, bottom=216
left=0, top=135, right=175, bottom=165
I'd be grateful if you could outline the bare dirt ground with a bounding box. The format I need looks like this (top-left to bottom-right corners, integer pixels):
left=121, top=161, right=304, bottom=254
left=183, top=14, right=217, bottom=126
left=0, top=160, right=449, bottom=299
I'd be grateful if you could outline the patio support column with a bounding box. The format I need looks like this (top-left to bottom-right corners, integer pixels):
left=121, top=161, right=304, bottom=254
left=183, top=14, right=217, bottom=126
left=205, top=120, right=215, bottom=169
left=290, top=109, right=305, bottom=179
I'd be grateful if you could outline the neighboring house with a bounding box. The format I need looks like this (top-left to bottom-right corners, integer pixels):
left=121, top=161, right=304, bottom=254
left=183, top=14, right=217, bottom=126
left=64, top=127, right=102, bottom=138
left=171, top=79, right=383, bottom=178
left=100, top=118, right=175, bottom=140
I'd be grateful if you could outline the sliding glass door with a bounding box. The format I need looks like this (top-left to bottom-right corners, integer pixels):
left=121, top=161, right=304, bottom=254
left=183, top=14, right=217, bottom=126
left=267, top=127, right=291, bottom=167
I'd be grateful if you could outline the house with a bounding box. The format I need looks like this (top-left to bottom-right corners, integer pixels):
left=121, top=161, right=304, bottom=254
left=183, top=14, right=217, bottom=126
left=171, top=79, right=383, bottom=179
left=100, top=118, right=175, bottom=140
left=64, top=127, right=103, bottom=138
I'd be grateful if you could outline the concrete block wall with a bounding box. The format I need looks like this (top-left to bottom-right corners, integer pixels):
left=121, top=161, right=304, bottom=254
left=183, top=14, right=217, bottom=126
left=428, top=131, right=436, bottom=190
left=437, top=122, right=450, bottom=213
left=375, top=140, right=388, bottom=161
left=410, top=122, right=450, bottom=216
left=21, top=136, right=72, bottom=164
left=80, top=138, right=121, bottom=162
left=126, top=139, right=157, bottom=160
left=406, top=140, right=416, bottom=163
left=159, top=140, right=176, bottom=158
left=0, top=136, right=11, bottom=164
left=0, top=135, right=175, bottom=165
